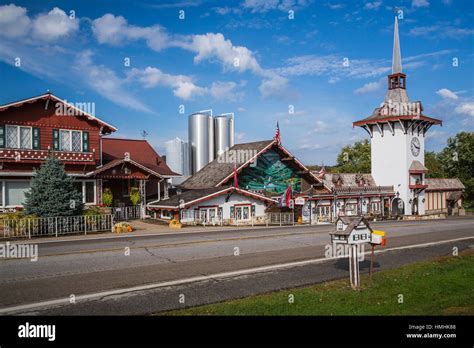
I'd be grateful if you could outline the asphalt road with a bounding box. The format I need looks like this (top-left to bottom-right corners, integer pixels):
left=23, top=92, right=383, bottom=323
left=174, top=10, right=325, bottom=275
left=0, top=217, right=473, bottom=315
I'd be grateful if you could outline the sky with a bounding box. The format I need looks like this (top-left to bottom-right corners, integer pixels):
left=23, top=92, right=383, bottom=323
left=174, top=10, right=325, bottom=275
left=0, top=0, right=473, bottom=165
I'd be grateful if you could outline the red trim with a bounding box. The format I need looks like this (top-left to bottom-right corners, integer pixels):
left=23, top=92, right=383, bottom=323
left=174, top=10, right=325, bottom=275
left=409, top=184, right=428, bottom=189
left=353, top=115, right=442, bottom=127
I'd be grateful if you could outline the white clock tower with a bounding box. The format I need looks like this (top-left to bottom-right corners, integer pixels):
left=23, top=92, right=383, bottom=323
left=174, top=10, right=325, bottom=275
left=353, top=17, right=442, bottom=216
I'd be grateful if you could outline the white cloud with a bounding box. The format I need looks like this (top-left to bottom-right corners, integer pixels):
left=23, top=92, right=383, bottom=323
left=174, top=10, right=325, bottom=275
left=258, top=73, right=288, bottom=98
left=364, top=2, right=381, bottom=10
left=242, top=0, right=311, bottom=13
left=92, top=14, right=169, bottom=50
left=128, top=67, right=206, bottom=100
left=455, top=102, right=474, bottom=117
left=0, top=4, right=78, bottom=41
left=409, top=24, right=473, bottom=38
left=75, top=51, right=152, bottom=113
left=209, top=81, right=241, bottom=100
left=328, top=3, right=345, bottom=9
left=436, top=88, right=458, bottom=100
left=354, top=80, right=383, bottom=94
left=32, top=7, right=79, bottom=41
left=180, top=33, right=261, bottom=74
left=92, top=17, right=286, bottom=97
left=412, top=0, right=429, bottom=8
left=0, top=4, right=30, bottom=38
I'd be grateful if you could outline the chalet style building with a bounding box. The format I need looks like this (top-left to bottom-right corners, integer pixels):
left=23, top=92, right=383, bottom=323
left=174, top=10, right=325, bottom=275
left=147, top=139, right=397, bottom=224
left=0, top=92, right=178, bottom=211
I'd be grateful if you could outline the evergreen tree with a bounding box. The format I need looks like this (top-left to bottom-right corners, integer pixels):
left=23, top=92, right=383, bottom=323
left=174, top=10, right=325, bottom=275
left=24, top=156, right=84, bottom=217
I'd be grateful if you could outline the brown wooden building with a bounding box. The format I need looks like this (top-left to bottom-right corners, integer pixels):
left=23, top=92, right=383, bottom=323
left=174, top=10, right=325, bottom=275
left=0, top=93, right=178, bottom=210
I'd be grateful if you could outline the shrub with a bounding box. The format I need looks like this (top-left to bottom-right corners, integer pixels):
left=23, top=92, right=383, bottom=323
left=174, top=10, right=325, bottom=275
left=102, top=188, right=113, bottom=207
left=130, top=187, right=141, bottom=206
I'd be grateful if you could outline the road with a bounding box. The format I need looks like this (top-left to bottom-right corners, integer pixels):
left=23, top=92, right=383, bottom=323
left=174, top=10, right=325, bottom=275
left=0, top=217, right=473, bottom=315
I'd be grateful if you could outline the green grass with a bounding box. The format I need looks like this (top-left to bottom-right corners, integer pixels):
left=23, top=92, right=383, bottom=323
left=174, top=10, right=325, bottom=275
left=161, top=250, right=474, bottom=316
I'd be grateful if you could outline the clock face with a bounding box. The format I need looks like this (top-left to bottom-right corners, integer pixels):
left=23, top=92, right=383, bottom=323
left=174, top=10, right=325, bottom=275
left=411, top=137, right=420, bottom=157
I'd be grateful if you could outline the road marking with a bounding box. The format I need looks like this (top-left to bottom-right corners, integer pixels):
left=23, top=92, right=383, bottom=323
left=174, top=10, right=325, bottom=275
left=0, top=235, right=472, bottom=315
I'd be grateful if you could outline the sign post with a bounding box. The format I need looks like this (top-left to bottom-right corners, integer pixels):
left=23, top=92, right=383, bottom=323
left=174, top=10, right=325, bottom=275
left=330, top=217, right=386, bottom=290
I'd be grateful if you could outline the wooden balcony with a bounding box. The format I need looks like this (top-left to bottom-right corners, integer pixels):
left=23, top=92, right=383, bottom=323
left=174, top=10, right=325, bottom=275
left=0, top=148, right=95, bottom=164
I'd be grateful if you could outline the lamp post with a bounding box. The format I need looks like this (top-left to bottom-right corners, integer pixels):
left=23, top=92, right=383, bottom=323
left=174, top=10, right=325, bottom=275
left=309, top=186, right=313, bottom=225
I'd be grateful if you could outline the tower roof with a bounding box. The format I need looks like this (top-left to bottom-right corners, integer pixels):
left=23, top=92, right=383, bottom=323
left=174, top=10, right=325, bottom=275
left=392, top=16, right=402, bottom=74
left=352, top=17, right=442, bottom=128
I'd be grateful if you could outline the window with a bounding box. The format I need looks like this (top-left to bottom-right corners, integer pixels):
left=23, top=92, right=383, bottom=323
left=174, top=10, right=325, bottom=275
left=6, top=126, right=32, bottom=149
left=59, top=130, right=82, bottom=152
left=85, top=182, right=95, bottom=203
left=5, top=181, right=30, bottom=206
left=73, top=180, right=96, bottom=204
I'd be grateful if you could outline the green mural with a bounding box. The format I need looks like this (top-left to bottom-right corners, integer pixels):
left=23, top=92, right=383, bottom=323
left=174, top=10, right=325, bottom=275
left=239, top=149, right=301, bottom=195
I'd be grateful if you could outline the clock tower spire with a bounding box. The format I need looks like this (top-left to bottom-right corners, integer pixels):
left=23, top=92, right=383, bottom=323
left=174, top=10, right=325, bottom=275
left=352, top=17, right=442, bottom=216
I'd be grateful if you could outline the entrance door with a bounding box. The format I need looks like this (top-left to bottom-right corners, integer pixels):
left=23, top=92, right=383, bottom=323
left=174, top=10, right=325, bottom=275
left=411, top=197, right=419, bottom=215
left=392, top=198, right=404, bottom=216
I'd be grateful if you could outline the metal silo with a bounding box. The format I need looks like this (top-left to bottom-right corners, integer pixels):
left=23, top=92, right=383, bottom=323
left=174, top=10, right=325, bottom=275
left=189, top=112, right=213, bottom=174
left=214, top=116, right=230, bottom=157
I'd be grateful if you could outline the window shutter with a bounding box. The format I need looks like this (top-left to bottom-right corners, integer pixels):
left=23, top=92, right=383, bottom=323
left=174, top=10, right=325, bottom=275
left=32, top=127, right=40, bottom=150
left=230, top=206, right=234, bottom=217
left=52, top=129, right=59, bottom=150
left=0, top=125, right=4, bottom=148
left=82, top=132, right=89, bottom=152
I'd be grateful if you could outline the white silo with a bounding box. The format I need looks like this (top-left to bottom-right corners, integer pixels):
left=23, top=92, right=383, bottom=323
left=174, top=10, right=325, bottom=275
left=189, top=111, right=214, bottom=174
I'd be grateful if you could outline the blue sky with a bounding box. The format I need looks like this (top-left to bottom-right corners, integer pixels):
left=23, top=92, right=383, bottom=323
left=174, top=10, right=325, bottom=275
left=0, top=0, right=473, bottom=165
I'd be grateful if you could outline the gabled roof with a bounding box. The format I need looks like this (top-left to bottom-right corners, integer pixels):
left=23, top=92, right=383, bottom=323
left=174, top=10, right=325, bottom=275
left=0, top=93, right=117, bottom=134
left=180, top=140, right=274, bottom=189
left=180, top=139, right=327, bottom=191
left=409, top=160, right=428, bottom=172
left=425, top=178, right=465, bottom=191
left=316, top=173, right=376, bottom=189
left=147, top=186, right=277, bottom=209
left=330, top=216, right=372, bottom=236
left=101, top=138, right=179, bottom=177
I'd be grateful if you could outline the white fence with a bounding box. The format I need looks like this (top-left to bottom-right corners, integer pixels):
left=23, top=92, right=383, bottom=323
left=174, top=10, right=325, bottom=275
left=179, top=210, right=294, bottom=227
left=112, top=206, right=142, bottom=221
left=2, top=215, right=114, bottom=239
left=266, top=213, right=295, bottom=226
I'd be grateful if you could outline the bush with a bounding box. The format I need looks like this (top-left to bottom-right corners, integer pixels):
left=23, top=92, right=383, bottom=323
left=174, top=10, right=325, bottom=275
left=102, top=188, right=113, bottom=207
left=130, top=187, right=140, bottom=206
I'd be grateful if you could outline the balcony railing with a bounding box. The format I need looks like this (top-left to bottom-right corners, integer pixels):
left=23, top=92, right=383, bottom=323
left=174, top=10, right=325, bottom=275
left=0, top=148, right=95, bottom=163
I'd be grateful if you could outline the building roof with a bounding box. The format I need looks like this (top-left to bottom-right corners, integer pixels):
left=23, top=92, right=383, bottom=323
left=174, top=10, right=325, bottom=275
left=308, top=172, right=394, bottom=195
left=180, top=140, right=274, bottom=189
left=330, top=216, right=372, bottom=236
left=0, top=92, right=117, bottom=134
left=316, top=173, right=376, bottom=188
left=147, top=186, right=277, bottom=209
left=425, top=178, right=465, bottom=191
left=101, top=138, right=179, bottom=177
left=392, top=16, right=402, bottom=74
left=180, top=139, right=326, bottom=191
left=352, top=18, right=442, bottom=127
left=409, top=160, right=428, bottom=172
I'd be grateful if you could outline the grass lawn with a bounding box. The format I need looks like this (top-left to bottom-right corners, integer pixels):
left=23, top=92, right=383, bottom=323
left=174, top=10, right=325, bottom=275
left=162, top=249, right=474, bottom=316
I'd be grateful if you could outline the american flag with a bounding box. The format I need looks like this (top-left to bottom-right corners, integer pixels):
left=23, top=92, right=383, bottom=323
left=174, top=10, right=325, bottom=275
left=274, top=121, right=281, bottom=143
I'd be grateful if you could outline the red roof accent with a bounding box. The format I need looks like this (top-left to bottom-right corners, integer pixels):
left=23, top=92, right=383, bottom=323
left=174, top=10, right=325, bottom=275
left=102, top=138, right=179, bottom=176
left=0, top=93, right=117, bottom=134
